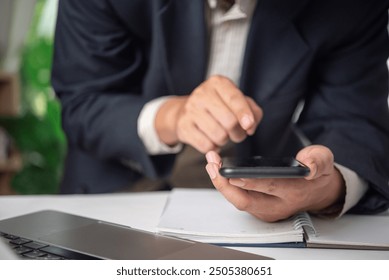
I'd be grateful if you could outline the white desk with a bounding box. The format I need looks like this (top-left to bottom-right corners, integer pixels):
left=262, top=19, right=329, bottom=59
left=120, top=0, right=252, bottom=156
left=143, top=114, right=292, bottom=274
left=1, top=191, right=388, bottom=260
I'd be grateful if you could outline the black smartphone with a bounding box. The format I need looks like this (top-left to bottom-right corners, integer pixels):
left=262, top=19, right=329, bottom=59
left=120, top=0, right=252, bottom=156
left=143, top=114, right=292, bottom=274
left=219, top=156, right=310, bottom=178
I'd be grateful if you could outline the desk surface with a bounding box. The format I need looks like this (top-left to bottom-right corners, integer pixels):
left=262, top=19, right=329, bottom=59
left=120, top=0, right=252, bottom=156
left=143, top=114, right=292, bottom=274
left=0, top=191, right=388, bottom=260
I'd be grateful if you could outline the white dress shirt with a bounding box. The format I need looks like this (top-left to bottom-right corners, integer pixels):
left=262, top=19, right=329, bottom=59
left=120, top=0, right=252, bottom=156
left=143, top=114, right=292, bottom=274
left=137, top=0, right=368, bottom=216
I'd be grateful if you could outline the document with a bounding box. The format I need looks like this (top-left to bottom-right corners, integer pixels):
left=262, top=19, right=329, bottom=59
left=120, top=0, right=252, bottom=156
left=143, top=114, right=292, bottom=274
left=157, top=189, right=389, bottom=249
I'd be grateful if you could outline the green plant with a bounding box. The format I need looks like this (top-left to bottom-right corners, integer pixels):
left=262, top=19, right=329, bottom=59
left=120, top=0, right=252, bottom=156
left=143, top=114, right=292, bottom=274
left=0, top=0, right=65, bottom=194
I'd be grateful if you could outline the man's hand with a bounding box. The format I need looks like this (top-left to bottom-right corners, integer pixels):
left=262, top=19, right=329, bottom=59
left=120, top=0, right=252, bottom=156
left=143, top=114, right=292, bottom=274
left=205, top=145, right=346, bottom=222
left=155, top=75, right=263, bottom=153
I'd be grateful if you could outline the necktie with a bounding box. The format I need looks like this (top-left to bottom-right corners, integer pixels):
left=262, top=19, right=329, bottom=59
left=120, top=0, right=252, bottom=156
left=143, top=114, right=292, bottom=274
left=217, top=0, right=235, bottom=12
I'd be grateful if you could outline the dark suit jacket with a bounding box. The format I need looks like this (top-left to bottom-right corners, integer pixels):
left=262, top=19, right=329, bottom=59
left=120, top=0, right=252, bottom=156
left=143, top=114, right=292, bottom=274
left=51, top=0, right=389, bottom=213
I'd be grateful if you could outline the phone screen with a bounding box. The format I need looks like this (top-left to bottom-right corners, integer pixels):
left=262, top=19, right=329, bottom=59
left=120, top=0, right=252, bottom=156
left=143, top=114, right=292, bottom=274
left=219, top=156, right=310, bottom=178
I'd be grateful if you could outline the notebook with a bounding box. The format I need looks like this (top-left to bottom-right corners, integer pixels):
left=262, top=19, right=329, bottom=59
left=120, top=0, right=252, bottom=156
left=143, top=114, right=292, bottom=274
left=0, top=210, right=271, bottom=260
left=157, top=189, right=389, bottom=250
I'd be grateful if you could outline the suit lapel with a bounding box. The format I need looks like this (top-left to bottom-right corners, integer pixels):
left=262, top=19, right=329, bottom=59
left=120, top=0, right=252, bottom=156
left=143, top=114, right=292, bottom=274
left=240, top=0, right=310, bottom=101
left=157, top=0, right=208, bottom=94
left=156, top=0, right=310, bottom=98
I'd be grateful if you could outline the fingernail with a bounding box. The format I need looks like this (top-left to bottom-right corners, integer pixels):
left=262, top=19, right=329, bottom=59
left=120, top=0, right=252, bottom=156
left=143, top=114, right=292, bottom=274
left=229, top=178, right=246, bottom=187
left=206, top=152, right=217, bottom=163
left=247, top=128, right=256, bottom=136
left=241, top=114, right=253, bottom=130
left=206, top=164, right=217, bottom=180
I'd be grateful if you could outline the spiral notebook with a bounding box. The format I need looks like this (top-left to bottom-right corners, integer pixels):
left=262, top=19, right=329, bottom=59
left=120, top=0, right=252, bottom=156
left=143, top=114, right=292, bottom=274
left=157, top=189, right=389, bottom=250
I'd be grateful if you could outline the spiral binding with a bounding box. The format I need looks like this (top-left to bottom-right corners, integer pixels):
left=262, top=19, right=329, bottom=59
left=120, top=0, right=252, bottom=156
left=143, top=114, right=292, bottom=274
left=292, top=212, right=317, bottom=236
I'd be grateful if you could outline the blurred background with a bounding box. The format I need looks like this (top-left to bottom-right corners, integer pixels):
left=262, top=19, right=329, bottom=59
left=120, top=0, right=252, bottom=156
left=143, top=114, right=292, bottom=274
left=0, top=1, right=388, bottom=195
left=0, top=0, right=65, bottom=195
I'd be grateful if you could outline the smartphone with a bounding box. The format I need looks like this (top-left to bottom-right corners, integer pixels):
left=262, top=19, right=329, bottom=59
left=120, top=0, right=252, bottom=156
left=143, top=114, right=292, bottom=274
left=219, top=156, right=310, bottom=178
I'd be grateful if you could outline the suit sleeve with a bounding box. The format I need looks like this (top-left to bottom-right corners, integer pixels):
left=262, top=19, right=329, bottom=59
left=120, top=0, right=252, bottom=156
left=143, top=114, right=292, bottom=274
left=51, top=0, right=175, bottom=179
left=298, top=3, right=389, bottom=214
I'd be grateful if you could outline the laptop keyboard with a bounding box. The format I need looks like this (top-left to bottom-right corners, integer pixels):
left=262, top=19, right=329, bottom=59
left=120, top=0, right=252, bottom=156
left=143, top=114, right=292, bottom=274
left=0, top=231, right=100, bottom=260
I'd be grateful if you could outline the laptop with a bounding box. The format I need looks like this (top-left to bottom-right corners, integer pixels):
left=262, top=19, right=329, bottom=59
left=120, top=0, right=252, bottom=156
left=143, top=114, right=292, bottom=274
left=0, top=239, right=19, bottom=260
left=0, top=210, right=271, bottom=260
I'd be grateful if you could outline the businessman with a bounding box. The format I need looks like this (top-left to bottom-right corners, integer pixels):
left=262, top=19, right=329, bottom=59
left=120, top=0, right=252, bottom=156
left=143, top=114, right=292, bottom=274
left=51, top=0, right=389, bottom=221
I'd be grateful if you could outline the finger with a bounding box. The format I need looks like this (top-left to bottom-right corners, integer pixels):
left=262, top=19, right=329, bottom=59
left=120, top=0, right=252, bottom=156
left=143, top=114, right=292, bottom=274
left=228, top=177, right=303, bottom=196
left=209, top=76, right=256, bottom=132
left=207, top=164, right=286, bottom=221
left=205, top=150, right=222, bottom=165
left=189, top=108, right=230, bottom=147
left=204, top=93, right=248, bottom=143
left=177, top=120, right=217, bottom=153
left=245, top=97, right=263, bottom=135
left=191, top=81, right=248, bottom=143
left=206, top=162, right=296, bottom=221
left=206, top=162, right=253, bottom=211
left=296, top=145, right=334, bottom=180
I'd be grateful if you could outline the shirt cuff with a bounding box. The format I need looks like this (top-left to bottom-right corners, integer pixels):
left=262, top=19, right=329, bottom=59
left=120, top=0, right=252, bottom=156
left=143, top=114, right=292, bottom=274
left=334, top=163, right=369, bottom=217
left=137, top=96, right=183, bottom=155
